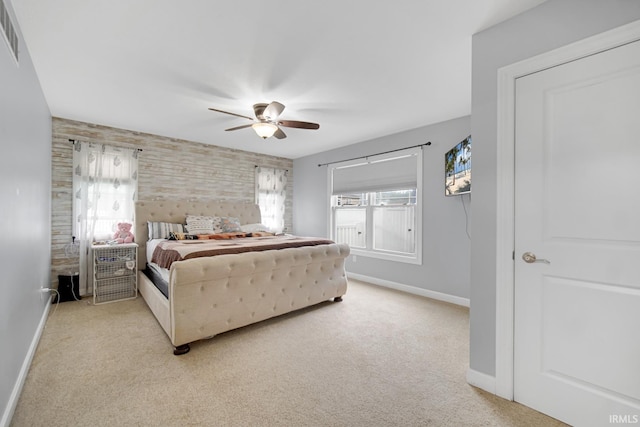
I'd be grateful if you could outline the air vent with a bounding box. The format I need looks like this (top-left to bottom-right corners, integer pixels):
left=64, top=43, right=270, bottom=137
left=0, top=0, right=18, bottom=62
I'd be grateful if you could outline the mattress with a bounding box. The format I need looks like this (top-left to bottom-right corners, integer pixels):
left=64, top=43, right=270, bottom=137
left=144, top=263, right=169, bottom=298
left=144, top=239, right=170, bottom=297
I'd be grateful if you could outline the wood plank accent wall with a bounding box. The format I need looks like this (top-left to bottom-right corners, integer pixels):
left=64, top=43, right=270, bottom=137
left=51, top=117, right=293, bottom=292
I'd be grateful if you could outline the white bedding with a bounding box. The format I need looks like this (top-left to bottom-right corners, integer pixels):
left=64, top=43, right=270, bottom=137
left=147, top=261, right=169, bottom=283
left=146, top=238, right=170, bottom=283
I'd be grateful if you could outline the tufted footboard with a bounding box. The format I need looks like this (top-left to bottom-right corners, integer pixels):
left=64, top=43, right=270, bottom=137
left=139, top=243, right=349, bottom=354
left=135, top=199, right=349, bottom=354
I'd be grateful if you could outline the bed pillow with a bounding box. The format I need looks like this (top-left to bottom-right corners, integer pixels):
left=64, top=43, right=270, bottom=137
left=186, top=215, right=223, bottom=233
left=186, top=219, right=215, bottom=235
left=219, top=217, right=242, bottom=233
left=148, top=222, right=186, bottom=240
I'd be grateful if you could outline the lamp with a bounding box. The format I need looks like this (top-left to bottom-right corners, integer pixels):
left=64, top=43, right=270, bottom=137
left=252, top=122, right=278, bottom=139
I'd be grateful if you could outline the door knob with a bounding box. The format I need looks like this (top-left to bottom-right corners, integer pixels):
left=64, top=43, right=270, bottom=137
left=522, top=252, right=550, bottom=264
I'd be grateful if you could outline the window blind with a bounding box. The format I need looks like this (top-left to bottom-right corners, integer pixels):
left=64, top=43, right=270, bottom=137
left=331, top=151, right=418, bottom=195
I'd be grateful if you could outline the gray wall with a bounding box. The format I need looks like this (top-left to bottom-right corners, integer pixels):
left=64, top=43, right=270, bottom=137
left=470, top=0, right=640, bottom=376
left=294, top=116, right=471, bottom=299
left=0, top=2, right=52, bottom=423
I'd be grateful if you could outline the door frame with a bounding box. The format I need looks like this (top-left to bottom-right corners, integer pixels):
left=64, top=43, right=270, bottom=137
left=494, top=19, right=640, bottom=400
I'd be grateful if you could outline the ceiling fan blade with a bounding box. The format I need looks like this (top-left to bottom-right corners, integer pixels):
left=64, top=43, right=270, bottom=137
left=273, top=127, right=287, bottom=139
left=225, top=124, right=254, bottom=131
left=278, top=120, right=320, bottom=130
left=263, top=101, right=285, bottom=120
left=208, top=107, right=254, bottom=121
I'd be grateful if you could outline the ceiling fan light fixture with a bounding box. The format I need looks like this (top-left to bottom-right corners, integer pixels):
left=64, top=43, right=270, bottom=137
left=252, top=122, right=278, bottom=139
left=209, top=101, right=318, bottom=140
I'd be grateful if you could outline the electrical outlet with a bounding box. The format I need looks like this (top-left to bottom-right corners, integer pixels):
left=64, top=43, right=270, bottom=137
left=352, top=255, right=357, bottom=263
left=39, top=287, right=52, bottom=303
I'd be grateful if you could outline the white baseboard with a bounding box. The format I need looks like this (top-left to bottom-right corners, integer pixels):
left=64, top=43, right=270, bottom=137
left=1, top=302, right=51, bottom=427
left=347, top=272, right=470, bottom=307
left=466, top=368, right=497, bottom=395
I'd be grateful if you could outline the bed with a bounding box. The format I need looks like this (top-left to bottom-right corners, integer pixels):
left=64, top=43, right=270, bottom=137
left=134, top=200, right=350, bottom=355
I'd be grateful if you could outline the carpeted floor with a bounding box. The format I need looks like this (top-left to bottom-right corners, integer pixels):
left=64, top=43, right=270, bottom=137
left=11, top=279, right=565, bottom=426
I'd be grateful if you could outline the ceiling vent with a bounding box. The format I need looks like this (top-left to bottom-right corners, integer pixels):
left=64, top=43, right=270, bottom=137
left=0, top=0, right=18, bottom=62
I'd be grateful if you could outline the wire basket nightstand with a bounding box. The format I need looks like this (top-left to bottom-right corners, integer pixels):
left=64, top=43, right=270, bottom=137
left=91, top=243, right=138, bottom=304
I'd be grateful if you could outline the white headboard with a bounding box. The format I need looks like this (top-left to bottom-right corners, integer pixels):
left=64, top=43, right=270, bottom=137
left=134, top=200, right=262, bottom=269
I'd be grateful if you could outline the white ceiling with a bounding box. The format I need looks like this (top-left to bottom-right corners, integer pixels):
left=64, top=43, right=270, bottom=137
left=11, top=0, right=547, bottom=159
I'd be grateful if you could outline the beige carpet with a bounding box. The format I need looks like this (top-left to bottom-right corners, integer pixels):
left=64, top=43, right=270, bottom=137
left=11, top=279, right=565, bottom=426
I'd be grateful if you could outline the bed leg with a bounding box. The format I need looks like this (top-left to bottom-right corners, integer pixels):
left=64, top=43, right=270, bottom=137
left=173, top=344, right=190, bottom=355
left=334, top=296, right=343, bottom=302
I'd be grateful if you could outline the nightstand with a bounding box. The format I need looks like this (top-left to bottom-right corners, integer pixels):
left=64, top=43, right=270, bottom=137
left=91, top=243, right=138, bottom=304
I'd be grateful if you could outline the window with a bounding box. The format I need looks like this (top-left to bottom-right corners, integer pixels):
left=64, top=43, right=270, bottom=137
left=72, top=141, right=139, bottom=294
left=329, top=147, right=422, bottom=264
left=255, top=166, right=288, bottom=233
left=72, top=142, right=139, bottom=241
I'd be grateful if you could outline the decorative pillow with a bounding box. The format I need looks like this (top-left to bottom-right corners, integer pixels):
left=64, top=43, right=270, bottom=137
left=186, top=215, right=223, bottom=233
left=148, top=222, right=186, bottom=240
left=186, top=219, right=215, bottom=235
left=211, top=216, right=223, bottom=232
left=219, top=217, right=242, bottom=233
left=240, top=223, right=272, bottom=233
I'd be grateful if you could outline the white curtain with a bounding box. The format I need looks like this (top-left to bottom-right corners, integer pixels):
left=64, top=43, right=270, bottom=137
left=72, top=141, right=138, bottom=294
left=255, top=166, right=288, bottom=233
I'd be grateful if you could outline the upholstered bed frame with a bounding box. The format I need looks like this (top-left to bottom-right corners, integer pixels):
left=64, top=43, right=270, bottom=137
left=134, top=200, right=349, bottom=355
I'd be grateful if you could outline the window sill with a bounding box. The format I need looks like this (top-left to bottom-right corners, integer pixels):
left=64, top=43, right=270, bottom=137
left=349, top=248, right=421, bottom=265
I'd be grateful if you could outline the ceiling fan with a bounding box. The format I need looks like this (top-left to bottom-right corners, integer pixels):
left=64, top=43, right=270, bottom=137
left=208, top=101, right=319, bottom=140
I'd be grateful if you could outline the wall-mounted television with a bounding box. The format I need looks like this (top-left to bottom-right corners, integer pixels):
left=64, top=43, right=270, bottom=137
left=445, top=135, right=471, bottom=196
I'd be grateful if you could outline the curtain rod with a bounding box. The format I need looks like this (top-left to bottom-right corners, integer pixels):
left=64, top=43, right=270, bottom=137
left=254, top=165, right=289, bottom=172
left=69, top=138, right=143, bottom=152
left=317, top=142, right=431, bottom=167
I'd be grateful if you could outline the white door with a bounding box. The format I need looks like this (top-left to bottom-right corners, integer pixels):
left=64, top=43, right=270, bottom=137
left=514, top=40, right=640, bottom=426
